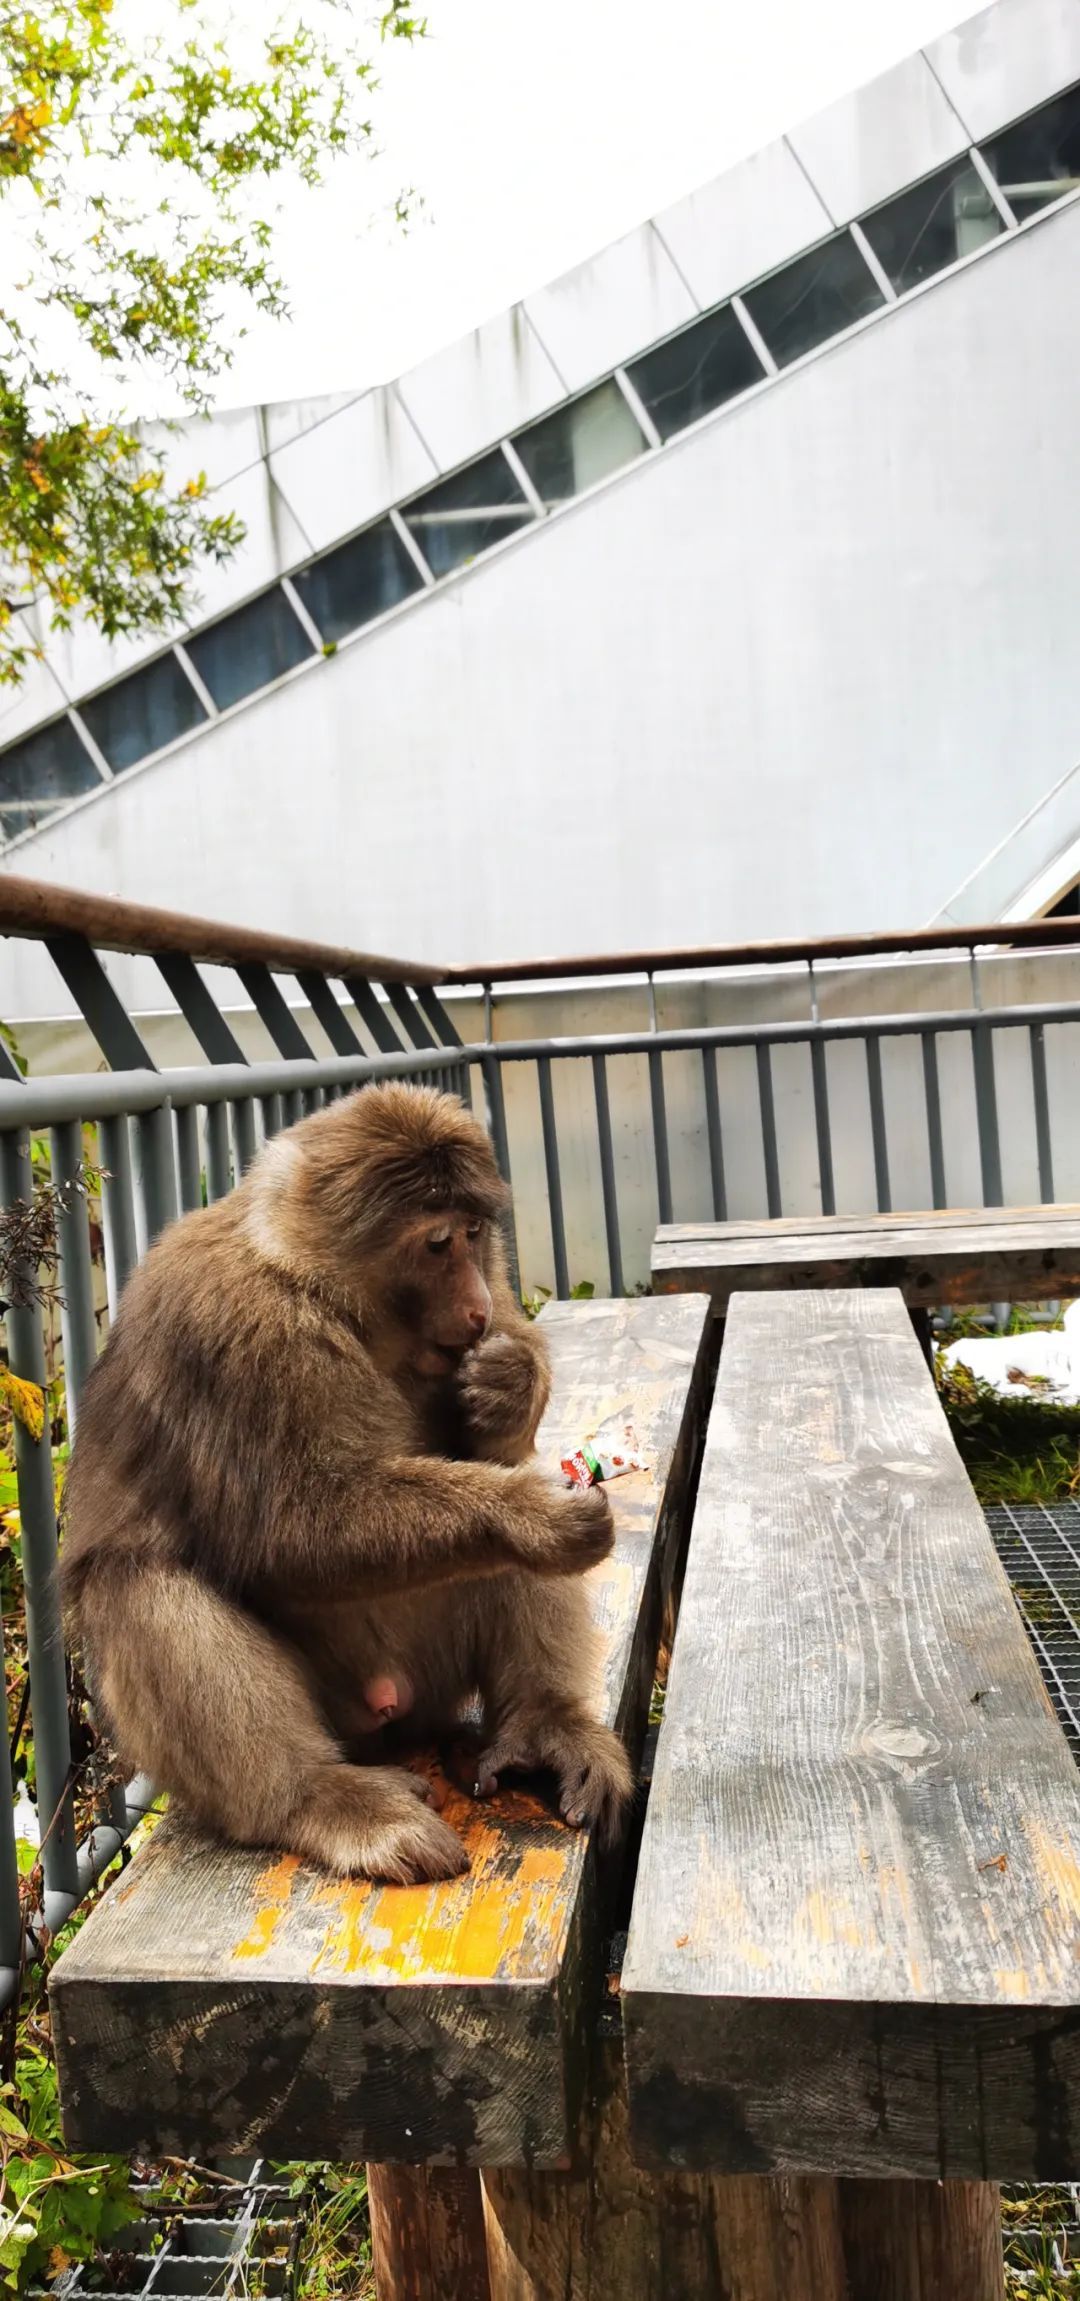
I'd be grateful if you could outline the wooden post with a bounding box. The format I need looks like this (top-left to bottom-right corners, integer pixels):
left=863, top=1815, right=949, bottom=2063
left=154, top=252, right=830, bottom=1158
left=839, top=2177, right=1005, bottom=2301
left=483, top=2036, right=849, bottom=2301
left=368, top=2164, right=491, bottom=2301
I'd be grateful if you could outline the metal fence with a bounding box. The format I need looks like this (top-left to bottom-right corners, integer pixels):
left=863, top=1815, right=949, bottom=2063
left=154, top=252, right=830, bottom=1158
left=3, top=873, right=1080, bottom=1994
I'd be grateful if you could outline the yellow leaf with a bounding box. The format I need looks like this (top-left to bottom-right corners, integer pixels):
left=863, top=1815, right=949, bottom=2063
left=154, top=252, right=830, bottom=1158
left=48, top=2250, right=72, bottom=2275
left=0, top=1372, right=44, bottom=1443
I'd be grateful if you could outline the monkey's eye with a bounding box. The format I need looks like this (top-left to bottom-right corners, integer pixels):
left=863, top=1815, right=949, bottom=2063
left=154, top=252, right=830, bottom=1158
left=466, top=1221, right=482, bottom=1240
left=427, top=1234, right=452, bottom=1256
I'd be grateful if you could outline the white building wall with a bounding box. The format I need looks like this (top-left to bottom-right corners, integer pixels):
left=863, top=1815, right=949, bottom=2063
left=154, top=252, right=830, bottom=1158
left=3, top=195, right=1080, bottom=1009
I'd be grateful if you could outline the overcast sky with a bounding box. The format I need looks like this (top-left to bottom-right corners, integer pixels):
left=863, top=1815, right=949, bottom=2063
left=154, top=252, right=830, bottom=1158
left=14, top=0, right=983, bottom=415
left=217, top=0, right=979, bottom=412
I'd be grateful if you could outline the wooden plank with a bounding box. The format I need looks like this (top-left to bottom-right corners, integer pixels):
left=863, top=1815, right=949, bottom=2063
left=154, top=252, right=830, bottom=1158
left=52, top=1294, right=711, bottom=2168
left=623, top=1289, right=1080, bottom=2180
left=651, top=1208, right=1080, bottom=1312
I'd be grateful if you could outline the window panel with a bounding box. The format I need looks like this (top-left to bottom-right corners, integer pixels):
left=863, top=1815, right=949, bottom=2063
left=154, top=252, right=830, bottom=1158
left=80, top=651, right=207, bottom=772
left=742, top=232, right=885, bottom=368
left=513, top=380, right=646, bottom=501
left=860, top=158, right=1002, bottom=293
left=981, top=81, right=1080, bottom=221
left=626, top=304, right=764, bottom=441
left=401, top=451, right=533, bottom=579
left=292, top=519, right=423, bottom=644
left=0, top=715, right=102, bottom=841
left=186, top=587, right=315, bottom=712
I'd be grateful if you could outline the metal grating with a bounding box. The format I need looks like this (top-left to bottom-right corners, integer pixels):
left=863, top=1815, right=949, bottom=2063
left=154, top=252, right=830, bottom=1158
left=987, top=1500, right=1080, bottom=1761
left=46, top=2163, right=300, bottom=2301
left=988, top=1502, right=1080, bottom=2284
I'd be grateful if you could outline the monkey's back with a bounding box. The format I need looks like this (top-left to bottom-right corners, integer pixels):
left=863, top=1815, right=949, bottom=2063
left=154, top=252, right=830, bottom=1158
left=60, top=1193, right=397, bottom=1614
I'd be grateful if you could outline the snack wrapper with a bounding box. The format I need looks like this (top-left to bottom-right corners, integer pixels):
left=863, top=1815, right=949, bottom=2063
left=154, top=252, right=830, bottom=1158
left=560, top=1412, right=649, bottom=1488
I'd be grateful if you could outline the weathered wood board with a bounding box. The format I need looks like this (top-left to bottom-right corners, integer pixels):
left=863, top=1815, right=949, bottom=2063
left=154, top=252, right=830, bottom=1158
left=652, top=1205, right=1080, bottom=1313
left=52, top=1294, right=711, bottom=2167
left=622, top=1289, right=1080, bottom=2181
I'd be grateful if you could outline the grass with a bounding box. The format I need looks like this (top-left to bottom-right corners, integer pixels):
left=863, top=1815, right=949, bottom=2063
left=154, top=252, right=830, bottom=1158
left=1004, top=2190, right=1080, bottom=2296
left=937, top=1344, right=1080, bottom=1509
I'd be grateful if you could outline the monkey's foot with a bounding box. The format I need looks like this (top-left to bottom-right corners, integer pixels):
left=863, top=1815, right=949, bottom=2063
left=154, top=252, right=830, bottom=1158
left=468, top=1716, right=633, bottom=1846
left=290, top=1763, right=469, bottom=1884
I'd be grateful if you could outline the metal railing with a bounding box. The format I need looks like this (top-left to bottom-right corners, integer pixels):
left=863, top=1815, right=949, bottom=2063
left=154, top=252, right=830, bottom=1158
left=2, top=872, right=1080, bottom=1991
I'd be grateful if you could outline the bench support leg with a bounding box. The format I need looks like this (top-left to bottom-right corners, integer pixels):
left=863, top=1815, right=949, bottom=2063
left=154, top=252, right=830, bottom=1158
left=482, top=2042, right=1006, bottom=2301
left=482, top=2037, right=848, bottom=2300
left=909, top=1305, right=936, bottom=1370
left=368, top=2163, right=491, bottom=2301
left=839, top=2176, right=1004, bottom=2300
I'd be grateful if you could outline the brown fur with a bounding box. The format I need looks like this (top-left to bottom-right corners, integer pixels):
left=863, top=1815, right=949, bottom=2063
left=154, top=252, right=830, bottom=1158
left=61, top=1084, right=632, bottom=1883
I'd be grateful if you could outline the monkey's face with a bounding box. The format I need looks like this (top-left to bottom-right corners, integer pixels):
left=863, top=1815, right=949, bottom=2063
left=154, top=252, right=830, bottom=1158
left=389, top=1211, right=493, bottom=1380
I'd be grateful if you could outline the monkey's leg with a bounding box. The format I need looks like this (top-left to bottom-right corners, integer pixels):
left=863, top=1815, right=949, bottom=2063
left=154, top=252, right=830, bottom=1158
left=471, top=1574, right=633, bottom=1846
left=81, top=1561, right=469, bottom=1883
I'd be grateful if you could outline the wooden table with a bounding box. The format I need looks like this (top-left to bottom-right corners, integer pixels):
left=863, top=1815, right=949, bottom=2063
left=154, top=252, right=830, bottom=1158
left=651, top=1205, right=1080, bottom=1319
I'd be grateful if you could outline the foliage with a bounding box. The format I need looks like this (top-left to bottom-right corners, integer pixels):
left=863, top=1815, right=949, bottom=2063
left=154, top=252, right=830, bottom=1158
left=0, top=2, right=425, bottom=683
left=1003, top=2188, right=1080, bottom=2295
left=937, top=1354, right=1080, bottom=1506
left=269, top=2165, right=374, bottom=2299
left=0, top=2058, right=140, bottom=2293
left=521, top=1279, right=595, bottom=1320
left=0, top=1160, right=103, bottom=1313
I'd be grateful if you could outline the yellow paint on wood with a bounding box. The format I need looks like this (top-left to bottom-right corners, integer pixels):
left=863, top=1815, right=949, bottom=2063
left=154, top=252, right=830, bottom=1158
left=232, top=1856, right=300, bottom=1960
left=1026, top=1820, right=1080, bottom=1924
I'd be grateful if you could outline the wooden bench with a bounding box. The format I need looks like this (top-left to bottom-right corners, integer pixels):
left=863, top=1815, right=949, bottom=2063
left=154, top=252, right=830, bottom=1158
left=619, top=1290, right=1080, bottom=2301
left=50, top=1294, right=712, bottom=2298
left=652, top=1205, right=1080, bottom=1318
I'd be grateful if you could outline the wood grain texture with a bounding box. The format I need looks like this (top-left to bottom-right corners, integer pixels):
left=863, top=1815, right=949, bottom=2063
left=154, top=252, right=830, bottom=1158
left=837, top=2179, right=1004, bottom=2301
left=51, top=1294, right=711, bottom=2167
left=483, top=2033, right=850, bottom=2301
left=652, top=1207, right=1080, bottom=1313
left=368, top=2164, right=492, bottom=2301
left=623, top=1289, right=1080, bottom=2180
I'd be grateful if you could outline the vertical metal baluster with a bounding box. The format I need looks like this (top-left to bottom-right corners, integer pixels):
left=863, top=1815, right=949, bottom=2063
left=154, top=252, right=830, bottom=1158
left=702, top=1048, right=727, bottom=1222
left=283, top=1090, right=304, bottom=1127
left=921, top=1032, right=947, bottom=1210
left=174, top=1104, right=202, bottom=1215
left=1029, top=1022, right=1055, bottom=1204
left=865, top=1036, right=891, bottom=1214
left=99, top=1114, right=138, bottom=1315
left=482, top=1053, right=511, bottom=1182
left=480, top=1052, right=520, bottom=1298
left=260, top=1094, right=283, bottom=1142
left=0, top=1131, right=78, bottom=1919
left=810, top=1040, right=836, bottom=1217
left=648, top=1049, right=673, bottom=1226
left=205, top=1103, right=233, bottom=1202
left=537, top=1058, right=570, bottom=1299
left=52, top=1120, right=98, bottom=1436
left=133, top=1107, right=178, bottom=1249
left=591, top=1054, right=624, bottom=1298
left=971, top=1023, right=1004, bottom=1207
left=756, top=1043, right=782, bottom=1218
left=232, top=1099, right=258, bottom=1176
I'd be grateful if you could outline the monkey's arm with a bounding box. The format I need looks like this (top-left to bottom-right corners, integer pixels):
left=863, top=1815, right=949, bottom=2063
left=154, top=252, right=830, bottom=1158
left=260, top=1449, right=611, bottom=1599
left=459, top=1275, right=552, bottom=1465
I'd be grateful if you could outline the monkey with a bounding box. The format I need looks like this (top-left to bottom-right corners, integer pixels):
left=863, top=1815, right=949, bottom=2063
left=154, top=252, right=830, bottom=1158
left=60, top=1083, right=633, bottom=1885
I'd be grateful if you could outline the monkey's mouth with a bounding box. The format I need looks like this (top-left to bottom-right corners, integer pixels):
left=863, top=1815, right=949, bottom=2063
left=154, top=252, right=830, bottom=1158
left=422, top=1341, right=470, bottom=1374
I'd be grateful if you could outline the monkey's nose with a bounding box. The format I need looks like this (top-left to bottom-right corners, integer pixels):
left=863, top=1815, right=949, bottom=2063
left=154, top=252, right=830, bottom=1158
left=467, top=1308, right=487, bottom=1337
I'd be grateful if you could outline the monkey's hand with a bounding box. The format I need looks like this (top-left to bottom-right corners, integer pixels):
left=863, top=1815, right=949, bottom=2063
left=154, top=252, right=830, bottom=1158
left=461, top=1333, right=547, bottom=1459
left=510, top=1479, right=615, bottom=1577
